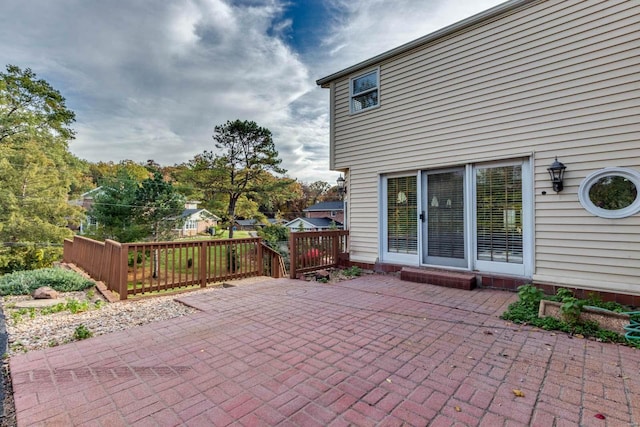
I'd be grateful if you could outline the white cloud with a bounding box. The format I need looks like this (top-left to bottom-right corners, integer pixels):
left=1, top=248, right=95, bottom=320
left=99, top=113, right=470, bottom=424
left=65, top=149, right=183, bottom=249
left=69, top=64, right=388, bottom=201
left=0, top=0, right=505, bottom=183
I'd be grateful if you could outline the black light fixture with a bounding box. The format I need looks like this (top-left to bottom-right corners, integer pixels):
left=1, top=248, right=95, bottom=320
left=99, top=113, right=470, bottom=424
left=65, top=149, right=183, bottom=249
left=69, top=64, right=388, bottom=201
left=336, top=175, right=346, bottom=196
left=547, top=157, right=566, bottom=193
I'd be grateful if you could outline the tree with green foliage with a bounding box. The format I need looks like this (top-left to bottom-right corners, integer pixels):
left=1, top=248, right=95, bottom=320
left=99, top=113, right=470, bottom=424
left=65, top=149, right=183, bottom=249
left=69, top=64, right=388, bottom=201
left=88, top=170, right=186, bottom=244
left=187, top=120, right=287, bottom=238
left=87, top=170, right=148, bottom=242
left=0, top=65, right=83, bottom=273
left=87, top=160, right=151, bottom=186
left=134, top=172, right=185, bottom=277
left=0, top=65, right=75, bottom=143
left=134, top=172, right=186, bottom=242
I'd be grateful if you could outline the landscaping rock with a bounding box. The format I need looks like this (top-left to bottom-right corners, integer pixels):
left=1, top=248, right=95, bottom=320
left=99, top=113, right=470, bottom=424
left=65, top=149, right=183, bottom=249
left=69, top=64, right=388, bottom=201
left=315, top=270, right=331, bottom=281
left=32, top=287, right=59, bottom=300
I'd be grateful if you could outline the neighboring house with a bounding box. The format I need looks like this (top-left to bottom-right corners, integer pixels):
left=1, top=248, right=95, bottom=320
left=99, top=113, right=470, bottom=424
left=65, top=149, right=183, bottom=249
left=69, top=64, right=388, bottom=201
left=266, top=218, right=287, bottom=226
left=303, top=201, right=345, bottom=225
left=285, top=217, right=343, bottom=232
left=234, top=219, right=261, bottom=231
left=316, top=0, right=640, bottom=297
left=286, top=201, right=344, bottom=231
left=69, top=187, right=102, bottom=233
left=176, top=202, right=220, bottom=237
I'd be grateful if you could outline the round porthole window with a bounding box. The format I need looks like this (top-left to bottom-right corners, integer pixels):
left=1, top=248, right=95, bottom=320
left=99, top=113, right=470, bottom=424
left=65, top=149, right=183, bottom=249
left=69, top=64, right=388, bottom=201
left=578, top=168, right=640, bottom=218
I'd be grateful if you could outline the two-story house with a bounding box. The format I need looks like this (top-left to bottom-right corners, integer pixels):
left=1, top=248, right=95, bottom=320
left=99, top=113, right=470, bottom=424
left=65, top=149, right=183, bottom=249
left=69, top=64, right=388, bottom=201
left=317, top=0, right=640, bottom=299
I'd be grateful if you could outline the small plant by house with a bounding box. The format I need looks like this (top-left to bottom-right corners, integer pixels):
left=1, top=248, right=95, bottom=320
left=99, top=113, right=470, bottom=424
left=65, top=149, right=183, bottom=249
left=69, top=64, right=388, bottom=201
left=501, top=284, right=636, bottom=346
left=342, top=266, right=362, bottom=277
left=0, top=268, right=94, bottom=296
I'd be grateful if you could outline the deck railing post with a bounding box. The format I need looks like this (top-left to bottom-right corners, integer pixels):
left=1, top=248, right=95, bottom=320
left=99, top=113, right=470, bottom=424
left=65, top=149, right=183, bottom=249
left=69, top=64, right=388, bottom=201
left=118, top=243, right=128, bottom=300
left=200, top=240, right=208, bottom=288
left=257, top=239, right=264, bottom=276
left=289, top=232, right=297, bottom=279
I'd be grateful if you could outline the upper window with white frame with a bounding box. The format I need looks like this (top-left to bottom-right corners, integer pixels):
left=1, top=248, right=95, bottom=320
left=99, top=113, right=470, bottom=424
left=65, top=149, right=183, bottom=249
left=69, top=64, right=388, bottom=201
left=350, top=69, right=379, bottom=113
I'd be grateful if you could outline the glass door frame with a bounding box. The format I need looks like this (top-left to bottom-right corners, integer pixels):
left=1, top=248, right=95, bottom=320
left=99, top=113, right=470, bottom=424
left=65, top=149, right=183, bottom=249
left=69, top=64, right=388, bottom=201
left=417, top=158, right=533, bottom=277
left=421, top=167, right=468, bottom=268
left=471, top=158, right=533, bottom=277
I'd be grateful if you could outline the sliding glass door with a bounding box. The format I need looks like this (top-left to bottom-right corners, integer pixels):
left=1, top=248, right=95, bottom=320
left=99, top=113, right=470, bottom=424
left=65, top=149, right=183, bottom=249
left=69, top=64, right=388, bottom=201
left=417, top=159, right=530, bottom=276
left=422, top=168, right=467, bottom=267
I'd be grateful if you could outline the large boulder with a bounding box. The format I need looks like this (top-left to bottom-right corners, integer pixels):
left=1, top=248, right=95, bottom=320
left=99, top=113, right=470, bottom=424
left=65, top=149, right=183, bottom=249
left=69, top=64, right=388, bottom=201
left=32, top=286, right=59, bottom=300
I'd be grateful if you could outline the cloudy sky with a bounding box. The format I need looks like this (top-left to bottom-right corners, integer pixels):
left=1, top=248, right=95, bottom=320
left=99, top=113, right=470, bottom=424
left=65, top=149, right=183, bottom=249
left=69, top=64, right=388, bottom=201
left=0, top=0, right=504, bottom=182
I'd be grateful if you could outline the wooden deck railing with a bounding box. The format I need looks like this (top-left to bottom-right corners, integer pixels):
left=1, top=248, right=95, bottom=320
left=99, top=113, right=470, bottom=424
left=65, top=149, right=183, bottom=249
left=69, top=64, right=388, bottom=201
left=289, top=230, right=349, bottom=279
left=262, top=243, right=287, bottom=278
left=64, top=237, right=285, bottom=300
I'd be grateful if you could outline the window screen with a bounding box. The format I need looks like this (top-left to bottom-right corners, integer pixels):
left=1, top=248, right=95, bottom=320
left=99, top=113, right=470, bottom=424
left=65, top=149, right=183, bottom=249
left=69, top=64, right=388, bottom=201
left=351, top=70, right=378, bottom=112
left=387, top=176, right=417, bottom=254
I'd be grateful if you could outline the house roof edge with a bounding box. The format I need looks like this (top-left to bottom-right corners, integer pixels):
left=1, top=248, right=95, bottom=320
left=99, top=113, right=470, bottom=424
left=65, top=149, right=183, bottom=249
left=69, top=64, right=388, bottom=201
left=316, top=0, right=533, bottom=87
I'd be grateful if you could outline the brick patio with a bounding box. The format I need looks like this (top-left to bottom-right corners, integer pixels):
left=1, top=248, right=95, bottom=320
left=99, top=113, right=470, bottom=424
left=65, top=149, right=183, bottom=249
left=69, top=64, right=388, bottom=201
left=9, top=275, right=640, bottom=426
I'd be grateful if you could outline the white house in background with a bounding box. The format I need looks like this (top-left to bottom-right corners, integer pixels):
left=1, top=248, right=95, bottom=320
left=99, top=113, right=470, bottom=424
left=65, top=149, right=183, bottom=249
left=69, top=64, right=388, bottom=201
left=316, top=0, right=640, bottom=298
left=285, top=200, right=344, bottom=231
left=285, top=217, right=343, bottom=232
left=69, top=187, right=102, bottom=233
left=175, top=202, right=220, bottom=237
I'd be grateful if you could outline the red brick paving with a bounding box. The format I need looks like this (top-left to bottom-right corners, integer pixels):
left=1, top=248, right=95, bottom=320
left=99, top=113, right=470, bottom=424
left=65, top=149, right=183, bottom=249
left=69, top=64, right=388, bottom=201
left=9, top=275, right=640, bottom=426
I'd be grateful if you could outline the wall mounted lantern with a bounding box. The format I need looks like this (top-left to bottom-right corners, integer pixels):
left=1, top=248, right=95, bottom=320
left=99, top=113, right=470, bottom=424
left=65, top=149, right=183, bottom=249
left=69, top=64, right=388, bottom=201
left=547, top=157, right=566, bottom=193
left=336, top=175, right=346, bottom=197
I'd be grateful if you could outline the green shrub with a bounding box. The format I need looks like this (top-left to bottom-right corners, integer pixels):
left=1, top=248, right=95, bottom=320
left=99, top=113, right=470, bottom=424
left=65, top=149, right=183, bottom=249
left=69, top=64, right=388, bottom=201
left=65, top=299, right=90, bottom=314
left=501, top=285, right=628, bottom=344
left=73, top=325, right=93, bottom=340
left=343, top=266, right=362, bottom=277
left=0, top=245, right=63, bottom=274
left=0, top=268, right=94, bottom=296
left=517, top=284, right=544, bottom=307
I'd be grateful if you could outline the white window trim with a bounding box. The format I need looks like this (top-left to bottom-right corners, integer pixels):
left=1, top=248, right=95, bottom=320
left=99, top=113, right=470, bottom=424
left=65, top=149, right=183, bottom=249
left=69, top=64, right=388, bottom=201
left=578, top=167, right=640, bottom=219
left=349, top=67, right=380, bottom=114
left=472, top=159, right=533, bottom=277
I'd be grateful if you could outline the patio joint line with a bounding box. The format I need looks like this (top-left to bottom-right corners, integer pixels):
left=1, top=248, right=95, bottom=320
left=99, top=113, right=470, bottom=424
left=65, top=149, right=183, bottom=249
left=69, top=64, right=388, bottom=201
left=617, top=346, right=635, bottom=423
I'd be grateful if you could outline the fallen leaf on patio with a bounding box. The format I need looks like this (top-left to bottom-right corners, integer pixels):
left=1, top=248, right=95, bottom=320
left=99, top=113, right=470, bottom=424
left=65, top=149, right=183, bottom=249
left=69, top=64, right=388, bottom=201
left=454, top=406, right=461, bottom=412
left=512, top=389, right=525, bottom=397
left=594, top=413, right=606, bottom=420
left=483, top=331, right=493, bottom=335
left=467, top=356, right=474, bottom=359
left=575, top=334, right=584, bottom=339
left=386, top=378, right=392, bottom=383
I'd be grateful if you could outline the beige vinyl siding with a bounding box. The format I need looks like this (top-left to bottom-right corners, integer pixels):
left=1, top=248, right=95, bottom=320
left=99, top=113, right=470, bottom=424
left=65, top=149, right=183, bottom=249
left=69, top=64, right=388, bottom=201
left=346, top=170, right=380, bottom=263
left=330, top=0, right=640, bottom=292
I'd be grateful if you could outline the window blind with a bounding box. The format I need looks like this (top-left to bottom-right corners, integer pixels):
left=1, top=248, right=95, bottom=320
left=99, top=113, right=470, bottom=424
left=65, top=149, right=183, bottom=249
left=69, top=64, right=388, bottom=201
left=387, top=176, right=417, bottom=254
left=427, top=171, right=465, bottom=259
left=476, top=165, right=523, bottom=263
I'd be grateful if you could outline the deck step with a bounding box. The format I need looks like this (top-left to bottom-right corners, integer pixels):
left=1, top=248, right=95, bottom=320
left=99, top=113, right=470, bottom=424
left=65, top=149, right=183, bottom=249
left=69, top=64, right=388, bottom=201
left=400, top=267, right=477, bottom=290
